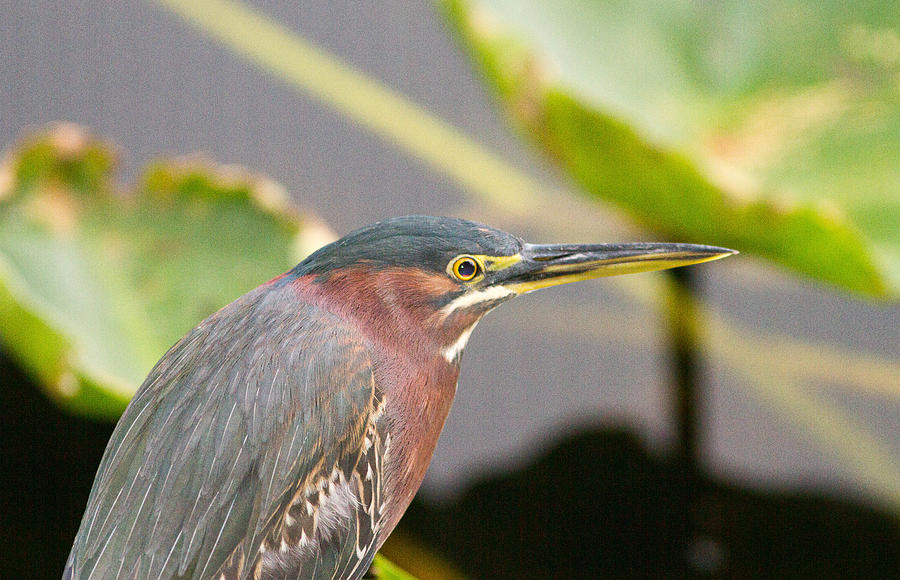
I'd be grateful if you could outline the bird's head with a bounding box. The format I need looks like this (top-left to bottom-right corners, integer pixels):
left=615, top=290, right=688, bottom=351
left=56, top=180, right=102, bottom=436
left=291, top=216, right=735, bottom=363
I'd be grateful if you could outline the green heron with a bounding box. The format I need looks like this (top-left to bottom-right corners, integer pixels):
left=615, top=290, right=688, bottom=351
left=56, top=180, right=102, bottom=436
left=64, top=216, right=734, bottom=579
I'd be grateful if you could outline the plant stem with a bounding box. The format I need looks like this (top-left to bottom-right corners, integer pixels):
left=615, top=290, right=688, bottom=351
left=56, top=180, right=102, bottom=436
left=666, top=266, right=715, bottom=574
left=668, top=266, right=701, bottom=466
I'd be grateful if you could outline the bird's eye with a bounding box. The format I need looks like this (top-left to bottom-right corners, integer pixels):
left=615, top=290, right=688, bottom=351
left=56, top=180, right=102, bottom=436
left=451, top=256, right=479, bottom=281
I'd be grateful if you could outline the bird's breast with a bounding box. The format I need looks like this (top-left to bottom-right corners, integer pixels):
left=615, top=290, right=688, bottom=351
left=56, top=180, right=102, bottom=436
left=374, top=354, right=460, bottom=532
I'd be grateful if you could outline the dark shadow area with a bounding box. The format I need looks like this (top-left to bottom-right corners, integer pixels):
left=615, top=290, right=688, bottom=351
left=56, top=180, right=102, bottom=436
left=402, top=428, right=900, bottom=579
left=3, top=350, right=898, bottom=579
left=0, top=353, right=114, bottom=579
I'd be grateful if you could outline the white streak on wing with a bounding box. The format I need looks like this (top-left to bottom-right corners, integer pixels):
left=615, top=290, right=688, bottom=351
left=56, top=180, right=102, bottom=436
left=156, top=399, right=180, bottom=438
left=114, top=479, right=154, bottom=579
left=89, top=391, right=156, bottom=539
left=196, top=493, right=239, bottom=580
left=86, top=522, right=119, bottom=580
left=101, top=383, right=157, bottom=482
left=91, top=483, right=125, bottom=548
left=177, top=433, right=248, bottom=578
left=441, top=323, right=478, bottom=363
left=182, top=397, right=231, bottom=559
left=186, top=399, right=237, bottom=546
left=155, top=529, right=183, bottom=580
left=439, top=285, right=515, bottom=317
left=263, top=440, right=285, bottom=509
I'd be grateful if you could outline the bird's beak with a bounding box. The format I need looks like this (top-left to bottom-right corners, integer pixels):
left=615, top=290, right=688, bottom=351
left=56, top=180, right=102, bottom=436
left=494, top=242, right=737, bottom=294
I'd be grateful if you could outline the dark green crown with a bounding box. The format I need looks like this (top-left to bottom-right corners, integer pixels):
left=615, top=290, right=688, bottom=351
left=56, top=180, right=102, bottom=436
left=294, top=216, right=522, bottom=277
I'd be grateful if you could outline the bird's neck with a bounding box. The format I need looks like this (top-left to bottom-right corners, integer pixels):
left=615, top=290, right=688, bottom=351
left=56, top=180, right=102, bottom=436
left=290, top=267, right=476, bottom=367
left=288, top=268, right=469, bottom=521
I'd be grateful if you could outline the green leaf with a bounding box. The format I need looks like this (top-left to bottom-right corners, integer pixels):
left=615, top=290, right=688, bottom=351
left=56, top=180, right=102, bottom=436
left=372, top=554, right=420, bottom=580
left=0, top=124, right=330, bottom=419
left=441, top=0, right=900, bottom=297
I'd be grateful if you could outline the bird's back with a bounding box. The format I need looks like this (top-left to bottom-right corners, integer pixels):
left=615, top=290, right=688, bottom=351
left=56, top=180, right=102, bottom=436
left=65, top=282, right=390, bottom=579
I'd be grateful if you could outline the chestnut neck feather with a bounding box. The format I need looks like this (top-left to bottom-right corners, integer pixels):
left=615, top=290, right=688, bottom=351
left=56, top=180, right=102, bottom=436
left=290, top=266, right=479, bottom=364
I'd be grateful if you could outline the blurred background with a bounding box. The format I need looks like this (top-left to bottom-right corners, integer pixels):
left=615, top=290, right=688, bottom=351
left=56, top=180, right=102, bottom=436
left=1, top=1, right=898, bottom=578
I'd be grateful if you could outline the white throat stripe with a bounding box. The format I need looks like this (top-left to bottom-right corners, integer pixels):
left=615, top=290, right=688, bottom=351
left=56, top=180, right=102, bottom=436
left=442, top=323, right=478, bottom=363
left=439, top=285, right=515, bottom=317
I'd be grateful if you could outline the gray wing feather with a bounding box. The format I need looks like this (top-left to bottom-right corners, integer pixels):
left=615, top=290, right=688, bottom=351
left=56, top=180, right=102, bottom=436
left=65, top=284, right=380, bottom=579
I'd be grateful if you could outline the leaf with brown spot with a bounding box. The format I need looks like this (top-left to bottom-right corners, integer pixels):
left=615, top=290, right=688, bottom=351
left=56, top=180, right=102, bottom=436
left=0, top=124, right=333, bottom=418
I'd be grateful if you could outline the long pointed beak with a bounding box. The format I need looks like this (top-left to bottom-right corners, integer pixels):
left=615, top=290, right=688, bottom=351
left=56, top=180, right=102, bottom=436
left=497, top=242, right=737, bottom=294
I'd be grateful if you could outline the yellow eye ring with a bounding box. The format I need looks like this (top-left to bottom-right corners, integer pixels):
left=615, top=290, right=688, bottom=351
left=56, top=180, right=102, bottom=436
left=451, top=256, right=480, bottom=281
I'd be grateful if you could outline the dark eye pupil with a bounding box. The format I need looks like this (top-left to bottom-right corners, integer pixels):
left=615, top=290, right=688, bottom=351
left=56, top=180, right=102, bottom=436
left=457, top=259, right=476, bottom=278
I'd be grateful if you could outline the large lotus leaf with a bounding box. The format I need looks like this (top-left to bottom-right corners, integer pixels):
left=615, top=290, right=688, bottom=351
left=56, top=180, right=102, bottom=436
left=0, top=124, right=329, bottom=419
left=441, top=0, right=899, bottom=297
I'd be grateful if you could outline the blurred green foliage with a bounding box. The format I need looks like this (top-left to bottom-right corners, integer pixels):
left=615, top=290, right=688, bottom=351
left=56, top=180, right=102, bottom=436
left=442, top=0, right=899, bottom=297
left=0, top=125, right=322, bottom=419
left=371, top=554, right=420, bottom=580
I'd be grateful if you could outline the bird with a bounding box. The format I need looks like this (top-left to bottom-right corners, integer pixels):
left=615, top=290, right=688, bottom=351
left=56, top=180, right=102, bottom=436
left=64, top=215, right=735, bottom=580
